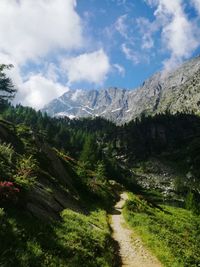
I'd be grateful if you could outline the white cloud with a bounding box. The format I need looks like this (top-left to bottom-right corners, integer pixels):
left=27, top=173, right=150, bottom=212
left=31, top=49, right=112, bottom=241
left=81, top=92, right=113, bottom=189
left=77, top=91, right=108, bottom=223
left=158, top=0, right=198, bottom=69
left=145, top=0, right=199, bottom=70
left=0, top=50, right=69, bottom=110
left=121, top=44, right=140, bottom=64
left=17, top=75, right=68, bottom=110
left=145, top=0, right=158, bottom=7
left=114, top=14, right=135, bottom=45
left=113, top=64, right=125, bottom=76
left=163, top=15, right=198, bottom=69
left=115, top=15, right=129, bottom=39
left=45, top=63, right=60, bottom=83
left=0, top=0, right=85, bottom=109
left=0, top=0, right=83, bottom=64
left=0, top=53, right=22, bottom=87
left=136, top=17, right=158, bottom=50
left=192, top=0, right=200, bottom=15
left=62, top=49, right=111, bottom=85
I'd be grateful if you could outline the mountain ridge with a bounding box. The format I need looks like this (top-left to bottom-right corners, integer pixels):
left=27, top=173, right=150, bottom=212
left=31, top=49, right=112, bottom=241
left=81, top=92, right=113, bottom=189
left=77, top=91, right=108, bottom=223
left=42, top=55, right=200, bottom=124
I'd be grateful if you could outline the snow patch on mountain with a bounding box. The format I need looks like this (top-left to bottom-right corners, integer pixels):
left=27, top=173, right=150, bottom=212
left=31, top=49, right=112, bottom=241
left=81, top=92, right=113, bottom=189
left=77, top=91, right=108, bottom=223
left=54, top=112, right=76, bottom=119
left=42, top=56, right=200, bottom=124
left=111, top=108, right=122, bottom=113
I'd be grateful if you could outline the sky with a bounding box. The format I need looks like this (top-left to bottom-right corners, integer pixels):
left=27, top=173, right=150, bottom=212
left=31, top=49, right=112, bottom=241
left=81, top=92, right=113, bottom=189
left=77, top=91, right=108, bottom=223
left=0, top=0, right=200, bottom=110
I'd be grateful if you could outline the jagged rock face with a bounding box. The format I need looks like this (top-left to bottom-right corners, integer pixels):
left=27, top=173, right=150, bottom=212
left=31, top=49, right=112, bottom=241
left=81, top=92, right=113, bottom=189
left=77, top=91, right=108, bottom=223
left=42, top=87, right=130, bottom=124
left=42, top=56, right=200, bottom=124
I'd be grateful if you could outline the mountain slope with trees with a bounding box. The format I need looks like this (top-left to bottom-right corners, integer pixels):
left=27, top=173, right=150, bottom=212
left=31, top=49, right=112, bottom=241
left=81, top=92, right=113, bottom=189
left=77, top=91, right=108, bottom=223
left=0, top=64, right=200, bottom=266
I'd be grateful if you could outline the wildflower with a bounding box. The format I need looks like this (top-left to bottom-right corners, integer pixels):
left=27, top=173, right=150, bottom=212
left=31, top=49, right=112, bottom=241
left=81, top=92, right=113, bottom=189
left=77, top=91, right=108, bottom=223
left=0, top=180, right=20, bottom=200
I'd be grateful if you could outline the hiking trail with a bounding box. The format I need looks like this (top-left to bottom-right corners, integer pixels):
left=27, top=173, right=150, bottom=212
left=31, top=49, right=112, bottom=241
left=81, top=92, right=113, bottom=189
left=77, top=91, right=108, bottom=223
left=110, top=192, right=162, bottom=267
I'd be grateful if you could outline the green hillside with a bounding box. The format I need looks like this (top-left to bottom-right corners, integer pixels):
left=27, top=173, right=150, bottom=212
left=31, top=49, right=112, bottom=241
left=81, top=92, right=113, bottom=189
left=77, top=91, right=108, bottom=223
left=0, top=65, right=200, bottom=266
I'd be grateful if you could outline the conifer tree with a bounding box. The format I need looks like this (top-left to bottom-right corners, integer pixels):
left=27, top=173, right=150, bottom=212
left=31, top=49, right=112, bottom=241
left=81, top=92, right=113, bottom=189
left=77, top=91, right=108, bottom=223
left=80, top=135, right=98, bottom=169
left=95, top=161, right=107, bottom=182
left=0, top=64, right=16, bottom=108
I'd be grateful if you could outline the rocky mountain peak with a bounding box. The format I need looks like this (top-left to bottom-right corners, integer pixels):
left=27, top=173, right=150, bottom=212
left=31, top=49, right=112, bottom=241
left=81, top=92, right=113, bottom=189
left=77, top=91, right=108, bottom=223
left=42, top=56, right=200, bottom=124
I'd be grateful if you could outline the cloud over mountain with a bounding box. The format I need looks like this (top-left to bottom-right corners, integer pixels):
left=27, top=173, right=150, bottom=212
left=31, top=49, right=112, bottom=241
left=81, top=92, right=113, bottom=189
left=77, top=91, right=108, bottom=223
left=0, top=0, right=200, bottom=109
left=62, top=49, right=111, bottom=85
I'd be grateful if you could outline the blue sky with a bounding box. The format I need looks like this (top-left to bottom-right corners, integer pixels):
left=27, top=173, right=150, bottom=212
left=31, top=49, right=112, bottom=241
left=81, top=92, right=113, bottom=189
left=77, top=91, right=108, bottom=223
left=76, top=0, right=200, bottom=89
left=0, top=0, right=200, bottom=109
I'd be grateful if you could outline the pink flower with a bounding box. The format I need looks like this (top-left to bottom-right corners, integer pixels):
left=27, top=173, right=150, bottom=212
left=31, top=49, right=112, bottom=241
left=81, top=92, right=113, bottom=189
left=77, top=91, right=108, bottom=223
left=0, top=180, right=20, bottom=200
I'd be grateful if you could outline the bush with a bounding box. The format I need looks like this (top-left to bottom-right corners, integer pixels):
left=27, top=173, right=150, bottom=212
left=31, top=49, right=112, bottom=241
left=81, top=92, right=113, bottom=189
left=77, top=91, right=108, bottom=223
left=0, top=181, right=19, bottom=201
left=125, top=195, right=152, bottom=213
left=0, top=143, right=15, bottom=179
left=14, top=155, right=37, bottom=189
left=0, top=143, right=14, bottom=162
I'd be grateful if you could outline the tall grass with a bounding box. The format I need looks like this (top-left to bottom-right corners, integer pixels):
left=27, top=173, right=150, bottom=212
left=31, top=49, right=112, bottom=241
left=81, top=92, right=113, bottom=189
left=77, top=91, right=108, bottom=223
left=124, top=193, right=200, bottom=267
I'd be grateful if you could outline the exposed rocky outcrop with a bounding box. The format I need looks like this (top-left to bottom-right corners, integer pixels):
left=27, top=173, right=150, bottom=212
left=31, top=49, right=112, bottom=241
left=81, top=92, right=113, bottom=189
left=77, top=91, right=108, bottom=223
left=0, top=120, right=82, bottom=220
left=42, top=56, right=200, bottom=124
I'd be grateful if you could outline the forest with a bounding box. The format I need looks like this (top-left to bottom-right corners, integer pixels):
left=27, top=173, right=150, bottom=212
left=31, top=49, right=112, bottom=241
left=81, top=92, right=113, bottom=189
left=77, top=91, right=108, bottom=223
left=0, top=64, right=200, bottom=266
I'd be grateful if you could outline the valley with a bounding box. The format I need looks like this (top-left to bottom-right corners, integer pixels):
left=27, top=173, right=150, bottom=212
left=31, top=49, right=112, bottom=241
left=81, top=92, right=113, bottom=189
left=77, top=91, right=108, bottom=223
left=1, top=104, right=200, bottom=266
left=0, top=60, right=200, bottom=267
left=1, top=0, right=200, bottom=266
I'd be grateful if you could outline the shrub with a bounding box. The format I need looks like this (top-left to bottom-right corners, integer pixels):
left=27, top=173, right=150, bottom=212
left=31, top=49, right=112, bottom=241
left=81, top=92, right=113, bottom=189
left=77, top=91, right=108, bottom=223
left=0, top=143, right=14, bottom=163
left=0, top=181, right=19, bottom=201
left=0, top=143, right=15, bottom=179
left=125, top=195, right=152, bottom=213
left=14, top=155, right=37, bottom=189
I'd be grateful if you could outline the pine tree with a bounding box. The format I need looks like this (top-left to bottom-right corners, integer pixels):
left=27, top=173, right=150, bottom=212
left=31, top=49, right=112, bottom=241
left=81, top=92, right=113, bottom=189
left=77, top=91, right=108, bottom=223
left=79, top=135, right=98, bottom=169
left=0, top=64, right=16, bottom=109
left=95, top=161, right=106, bottom=182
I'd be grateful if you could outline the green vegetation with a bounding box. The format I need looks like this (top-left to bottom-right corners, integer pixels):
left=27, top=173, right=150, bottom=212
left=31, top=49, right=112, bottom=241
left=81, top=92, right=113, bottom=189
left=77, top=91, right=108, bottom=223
left=1, top=65, right=200, bottom=266
left=1, top=103, right=200, bottom=266
left=14, top=155, right=38, bottom=189
left=0, top=125, right=118, bottom=266
left=0, top=116, right=118, bottom=266
left=124, top=193, right=200, bottom=267
left=0, top=207, right=115, bottom=267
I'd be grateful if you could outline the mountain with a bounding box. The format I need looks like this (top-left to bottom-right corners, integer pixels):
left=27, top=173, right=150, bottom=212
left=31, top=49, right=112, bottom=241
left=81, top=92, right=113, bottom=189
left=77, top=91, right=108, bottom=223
left=1, top=63, right=200, bottom=266
left=42, top=87, right=130, bottom=124
left=42, top=56, right=200, bottom=124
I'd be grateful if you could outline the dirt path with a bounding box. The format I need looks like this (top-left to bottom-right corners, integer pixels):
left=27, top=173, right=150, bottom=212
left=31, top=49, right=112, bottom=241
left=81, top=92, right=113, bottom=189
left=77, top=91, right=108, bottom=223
left=110, top=192, right=162, bottom=267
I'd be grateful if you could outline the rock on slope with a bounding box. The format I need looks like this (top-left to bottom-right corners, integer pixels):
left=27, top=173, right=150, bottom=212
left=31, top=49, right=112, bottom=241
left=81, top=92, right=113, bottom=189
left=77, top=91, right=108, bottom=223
left=0, top=119, right=81, bottom=220
left=42, top=56, right=200, bottom=124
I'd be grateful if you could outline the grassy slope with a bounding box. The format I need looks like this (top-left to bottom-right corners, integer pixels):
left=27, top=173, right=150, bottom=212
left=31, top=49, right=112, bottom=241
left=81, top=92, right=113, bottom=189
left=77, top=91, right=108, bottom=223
left=123, top=193, right=200, bottom=267
left=0, top=120, right=118, bottom=267
left=1, top=110, right=200, bottom=266
left=0, top=208, right=115, bottom=267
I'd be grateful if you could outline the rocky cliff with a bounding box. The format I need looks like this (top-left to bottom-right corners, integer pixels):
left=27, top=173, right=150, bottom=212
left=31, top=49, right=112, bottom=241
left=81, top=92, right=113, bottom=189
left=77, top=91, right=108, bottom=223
left=42, top=56, right=200, bottom=124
